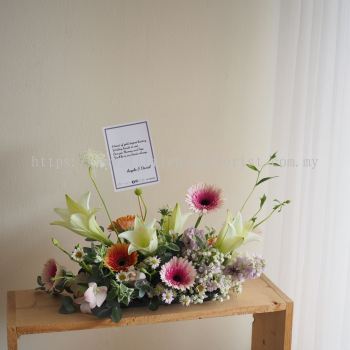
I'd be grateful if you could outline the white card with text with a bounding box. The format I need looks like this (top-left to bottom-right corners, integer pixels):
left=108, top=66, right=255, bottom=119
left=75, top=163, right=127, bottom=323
left=103, top=121, right=159, bottom=191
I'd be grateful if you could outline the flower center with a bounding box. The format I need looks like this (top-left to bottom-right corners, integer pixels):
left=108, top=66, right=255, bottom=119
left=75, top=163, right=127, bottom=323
left=199, top=198, right=211, bottom=206
left=118, top=258, right=127, bottom=266
left=172, top=274, right=183, bottom=282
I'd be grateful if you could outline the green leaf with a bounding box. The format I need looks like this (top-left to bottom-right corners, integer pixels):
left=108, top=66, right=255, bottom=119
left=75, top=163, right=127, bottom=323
left=92, top=305, right=112, bottom=319
left=270, top=162, right=281, bottom=166
left=157, top=245, right=167, bottom=255
left=107, top=289, right=117, bottom=302
left=111, top=282, right=134, bottom=306
left=167, top=243, right=180, bottom=252
left=83, top=247, right=93, bottom=254
left=161, top=252, right=174, bottom=264
left=135, top=280, right=152, bottom=293
left=138, top=289, right=146, bottom=298
left=85, top=237, right=97, bottom=242
left=256, top=176, right=278, bottom=186
left=246, top=164, right=259, bottom=171
left=148, top=297, right=160, bottom=311
left=259, top=194, right=267, bottom=208
left=195, top=235, right=206, bottom=249
left=59, top=296, right=76, bottom=314
left=37, top=275, right=43, bottom=286
left=269, top=152, right=277, bottom=161
left=111, top=305, right=122, bottom=323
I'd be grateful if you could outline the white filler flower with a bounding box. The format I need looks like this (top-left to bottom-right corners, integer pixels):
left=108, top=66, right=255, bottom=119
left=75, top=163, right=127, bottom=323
left=80, top=149, right=107, bottom=169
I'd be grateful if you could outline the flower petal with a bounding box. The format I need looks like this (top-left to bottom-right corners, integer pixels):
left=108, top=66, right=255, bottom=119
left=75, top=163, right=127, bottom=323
left=95, top=286, right=107, bottom=307
left=65, top=194, right=88, bottom=215
left=53, top=208, right=70, bottom=221
left=79, top=192, right=91, bottom=211
left=84, top=283, right=97, bottom=307
left=80, top=302, right=92, bottom=314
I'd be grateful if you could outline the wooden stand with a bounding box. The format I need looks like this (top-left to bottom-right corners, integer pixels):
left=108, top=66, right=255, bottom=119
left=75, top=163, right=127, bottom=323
left=7, top=275, right=293, bottom=350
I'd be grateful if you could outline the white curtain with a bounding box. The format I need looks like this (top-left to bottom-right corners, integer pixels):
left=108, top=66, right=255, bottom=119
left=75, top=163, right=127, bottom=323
left=264, top=0, right=350, bottom=349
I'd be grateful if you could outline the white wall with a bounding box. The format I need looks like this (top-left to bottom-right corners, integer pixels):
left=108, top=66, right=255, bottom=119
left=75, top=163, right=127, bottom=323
left=0, top=1, right=279, bottom=349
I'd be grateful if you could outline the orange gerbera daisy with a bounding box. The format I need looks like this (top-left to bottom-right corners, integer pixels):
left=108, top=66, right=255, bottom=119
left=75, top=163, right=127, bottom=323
left=104, top=243, right=138, bottom=272
left=108, top=215, right=135, bottom=233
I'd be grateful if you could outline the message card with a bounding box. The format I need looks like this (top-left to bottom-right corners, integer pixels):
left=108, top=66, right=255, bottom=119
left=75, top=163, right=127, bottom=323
left=103, top=121, right=159, bottom=191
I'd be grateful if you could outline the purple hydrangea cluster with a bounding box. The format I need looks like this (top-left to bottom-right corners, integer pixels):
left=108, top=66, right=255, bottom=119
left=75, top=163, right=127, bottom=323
left=224, top=254, right=265, bottom=282
left=181, top=227, right=206, bottom=250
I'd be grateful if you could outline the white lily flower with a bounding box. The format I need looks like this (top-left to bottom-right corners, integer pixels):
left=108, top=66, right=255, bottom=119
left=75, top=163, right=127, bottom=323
left=119, top=216, right=158, bottom=255
left=51, top=192, right=112, bottom=246
left=215, top=211, right=261, bottom=253
left=162, top=203, right=191, bottom=234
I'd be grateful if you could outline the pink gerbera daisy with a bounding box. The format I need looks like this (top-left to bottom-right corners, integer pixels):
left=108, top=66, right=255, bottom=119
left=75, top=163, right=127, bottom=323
left=160, top=257, right=196, bottom=291
left=186, top=183, right=223, bottom=214
left=41, top=259, right=63, bottom=292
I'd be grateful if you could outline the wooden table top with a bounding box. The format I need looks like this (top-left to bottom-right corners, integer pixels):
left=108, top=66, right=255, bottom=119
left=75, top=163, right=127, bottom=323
left=7, top=275, right=292, bottom=336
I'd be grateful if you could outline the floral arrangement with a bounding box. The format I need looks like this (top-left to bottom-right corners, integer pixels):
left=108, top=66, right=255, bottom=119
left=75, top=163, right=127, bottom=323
left=37, top=151, right=289, bottom=322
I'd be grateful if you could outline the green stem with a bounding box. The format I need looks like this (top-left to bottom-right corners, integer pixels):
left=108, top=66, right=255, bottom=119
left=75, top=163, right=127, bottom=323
left=80, top=261, right=92, bottom=273
left=88, top=167, right=119, bottom=240
left=253, top=209, right=276, bottom=229
left=52, top=238, right=71, bottom=258
left=52, top=238, right=93, bottom=272
left=251, top=206, right=264, bottom=222
left=194, top=215, right=203, bottom=228
left=140, top=195, right=148, bottom=221
left=137, top=196, right=144, bottom=220
left=240, top=186, right=256, bottom=213
left=240, top=163, right=268, bottom=213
